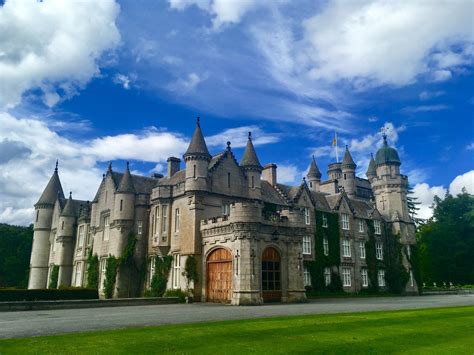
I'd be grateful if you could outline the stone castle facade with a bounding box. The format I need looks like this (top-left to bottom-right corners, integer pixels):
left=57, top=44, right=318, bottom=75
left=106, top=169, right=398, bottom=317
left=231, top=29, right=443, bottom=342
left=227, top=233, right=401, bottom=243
left=28, top=118, right=418, bottom=304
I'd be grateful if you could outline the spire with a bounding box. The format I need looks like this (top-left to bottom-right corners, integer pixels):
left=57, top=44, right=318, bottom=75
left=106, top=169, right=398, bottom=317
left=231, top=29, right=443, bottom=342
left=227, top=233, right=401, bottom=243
left=342, top=145, right=356, bottom=169
left=36, top=162, right=65, bottom=206
left=307, top=155, right=322, bottom=179
left=183, top=116, right=211, bottom=160
left=117, top=162, right=135, bottom=193
left=366, top=153, right=376, bottom=177
left=240, top=132, right=262, bottom=170
left=61, top=192, right=75, bottom=217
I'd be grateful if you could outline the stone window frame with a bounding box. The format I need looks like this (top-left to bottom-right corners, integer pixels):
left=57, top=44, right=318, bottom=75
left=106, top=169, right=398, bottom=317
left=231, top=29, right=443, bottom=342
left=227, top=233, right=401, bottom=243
left=149, top=256, right=156, bottom=288
left=74, top=261, right=83, bottom=287
left=378, top=269, right=386, bottom=287
left=302, top=235, right=312, bottom=255
left=162, top=205, right=168, bottom=234
left=358, top=219, right=364, bottom=233
left=376, top=242, right=384, bottom=260
left=361, top=268, right=368, bottom=287
left=323, top=237, right=329, bottom=256
left=137, top=221, right=143, bottom=235
left=172, top=254, right=180, bottom=289
left=342, top=267, right=352, bottom=287
left=359, top=242, right=366, bottom=259
left=322, top=214, right=328, bottom=228
left=374, top=220, right=382, bottom=235
left=304, top=208, right=310, bottom=225
left=174, top=208, right=180, bottom=233
left=303, top=266, right=311, bottom=286
left=102, top=215, right=110, bottom=241
left=324, top=267, right=331, bottom=286
left=341, top=213, right=350, bottom=230
left=342, top=239, right=351, bottom=257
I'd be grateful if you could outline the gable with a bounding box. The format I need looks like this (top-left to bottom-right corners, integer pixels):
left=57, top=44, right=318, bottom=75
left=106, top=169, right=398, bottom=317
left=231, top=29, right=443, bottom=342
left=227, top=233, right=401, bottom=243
left=209, top=151, right=247, bottom=196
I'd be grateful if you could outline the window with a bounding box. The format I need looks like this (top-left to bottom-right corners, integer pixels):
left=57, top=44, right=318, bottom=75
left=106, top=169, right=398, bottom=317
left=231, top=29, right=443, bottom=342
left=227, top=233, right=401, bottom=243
left=120, top=199, right=123, bottom=211
left=324, top=267, right=331, bottom=286
left=74, top=261, right=83, bottom=287
left=174, top=208, right=180, bottom=232
left=358, top=220, right=364, bottom=233
left=374, top=220, right=382, bottom=235
left=100, top=258, right=107, bottom=290
left=341, top=213, right=350, bottom=230
left=137, top=221, right=143, bottom=235
left=361, top=269, right=368, bottom=287
left=36, top=210, right=39, bottom=222
left=376, top=242, right=383, bottom=260
left=359, top=242, right=366, bottom=259
left=304, top=208, right=310, bottom=225
left=193, top=165, right=196, bottom=178
left=227, top=172, right=231, bottom=188
left=162, top=206, right=167, bottom=234
left=323, top=238, right=329, bottom=256
left=103, top=216, right=110, bottom=241
left=222, top=203, right=230, bottom=216
left=251, top=175, right=255, bottom=188
left=155, top=206, right=160, bottom=235
left=78, top=225, right=85, bottom=247
left=302, top=235, right=311, bottom=255
left=410, top=270, right=414, bottom=287
left=342, top=239, right=351, bottom=257
left=149, top=256, right=155, bottom=287
left=342, top=267, right=352, bottom=287
left=304, top=266, right=311, bottom=286
left=322, top=214, right=328, bottom=228
left=172, top=255, right=180, bottom=289
left=406, top=245, right=411, bottom=259
left=378, top=269, right=386, bottom=287
left=61, top=220, right=64, bottom=230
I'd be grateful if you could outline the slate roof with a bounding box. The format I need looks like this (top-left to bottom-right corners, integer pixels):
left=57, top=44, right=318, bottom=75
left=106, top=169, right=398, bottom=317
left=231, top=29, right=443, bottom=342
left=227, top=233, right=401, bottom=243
left=309, top=191, right=331, bottom=211
left=342, top=146, right=356, bottom=169
left=117, top=163, right=136, bottom=193
left=375, top=136, right=401, bottom=165
left=240, top=133, right=262, bottom=169
left=307, top=156, right=322, bottom=179
left=261, top=181, right=289, bottom=205
left=366, top=154, right=376, bottom=177
left=183, top=118, right=211, bottom=159
left=36, top=169, right=64, bottom=206
left=157, top=169, right=186, bottom=186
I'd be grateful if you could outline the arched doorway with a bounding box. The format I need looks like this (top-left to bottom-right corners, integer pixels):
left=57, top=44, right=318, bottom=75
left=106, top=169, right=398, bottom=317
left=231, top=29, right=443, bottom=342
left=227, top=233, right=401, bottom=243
left=262, top=247, right=281, bottom=302
left=206, top=248, right=232, bottom=303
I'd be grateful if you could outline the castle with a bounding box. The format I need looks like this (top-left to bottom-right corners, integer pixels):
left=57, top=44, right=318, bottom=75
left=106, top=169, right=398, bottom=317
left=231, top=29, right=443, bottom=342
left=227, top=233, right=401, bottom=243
left=28, top=118, right=418, bottom=304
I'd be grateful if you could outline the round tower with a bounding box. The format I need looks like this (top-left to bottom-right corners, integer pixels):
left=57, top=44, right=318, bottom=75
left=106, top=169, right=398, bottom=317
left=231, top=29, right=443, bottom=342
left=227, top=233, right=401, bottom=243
left=240, top=132, right=262, bottom=199
left=307, top=155, right=321, bottom=192
left=184, top=117, right=211, bottom=192
left=340, top=146, right=357, bottom=197
left=29, top=162, right=64, bottom=289
left=56, top=192, right=77, bottom=287
left=327, top=162, right=342, bottom=181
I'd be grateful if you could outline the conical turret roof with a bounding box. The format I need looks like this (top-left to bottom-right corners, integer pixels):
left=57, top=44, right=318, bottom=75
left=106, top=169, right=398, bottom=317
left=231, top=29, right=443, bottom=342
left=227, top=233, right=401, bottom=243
left=36, top=162, right=64, bottom=206
left=307, top=156, right=322, bottom=179
left=183, top=117, right=211, bottom=159
left=342, top=145, right=356, bottom=169
left=366, top=154, right=376, bottom=177
left=61, top=192, right=76, bottom=217
left=240, top=132, right=262, bottom=170
left=117, top=162, right=136, bottom=193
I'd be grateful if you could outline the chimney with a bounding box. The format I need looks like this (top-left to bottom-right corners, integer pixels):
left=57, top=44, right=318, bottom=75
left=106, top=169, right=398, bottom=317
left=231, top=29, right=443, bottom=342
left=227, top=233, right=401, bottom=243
left=262, top=163, right=277, bottom=186
left=167, top=157, right=181, bottom=178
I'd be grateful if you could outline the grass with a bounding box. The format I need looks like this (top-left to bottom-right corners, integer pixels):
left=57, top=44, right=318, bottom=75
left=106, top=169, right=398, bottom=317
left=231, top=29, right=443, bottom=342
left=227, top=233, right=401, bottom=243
left=1, top=306, right=474, bottom=354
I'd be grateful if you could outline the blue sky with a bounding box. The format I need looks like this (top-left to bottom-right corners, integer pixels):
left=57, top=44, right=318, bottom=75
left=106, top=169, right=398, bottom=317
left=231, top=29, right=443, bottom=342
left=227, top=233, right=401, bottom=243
left=0, top=0, right=473, bottom=225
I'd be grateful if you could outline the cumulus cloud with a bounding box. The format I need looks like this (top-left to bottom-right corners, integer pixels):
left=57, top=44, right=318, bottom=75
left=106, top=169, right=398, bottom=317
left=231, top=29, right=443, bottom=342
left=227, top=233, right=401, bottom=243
left=0, top=0, right=120, bottom=108
left=449, top=170, right=474, bottom=195
left=276, top=164, right=304, bottom=185
left=205, top=126, right=279, bottom=149
left=302, top=0, right=473, bottom=87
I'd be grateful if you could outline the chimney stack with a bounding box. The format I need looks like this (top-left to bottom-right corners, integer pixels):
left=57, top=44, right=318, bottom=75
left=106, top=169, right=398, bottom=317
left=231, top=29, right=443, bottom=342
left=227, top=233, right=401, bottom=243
left=167, top=157, right=181, bottom=178
left=262, top=163, right=277, bottom=186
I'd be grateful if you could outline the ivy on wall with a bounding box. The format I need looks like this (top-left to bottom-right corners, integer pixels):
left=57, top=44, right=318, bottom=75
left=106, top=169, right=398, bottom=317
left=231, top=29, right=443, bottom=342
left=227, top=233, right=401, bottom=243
left=150, top=255, right=173, bottom=297
left=48, top=264, right=59, bottom=289
left=184, top=255, right=199, bottom=295
left=86, top=251, right=99, bottom=289
left=104, top=255, right=119, bottom=299
left=383, top=224, right=409, bottom=294
left=407, top=244, right=422, bottom=294
left=304, top=211, right=342, bottom=292
left=365, top=222, right=379, bottom=293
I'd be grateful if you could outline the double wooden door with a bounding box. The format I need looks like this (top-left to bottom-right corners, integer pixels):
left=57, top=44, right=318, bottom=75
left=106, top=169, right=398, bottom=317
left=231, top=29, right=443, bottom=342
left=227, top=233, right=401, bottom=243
left=207, top=248, right=232, bottom=303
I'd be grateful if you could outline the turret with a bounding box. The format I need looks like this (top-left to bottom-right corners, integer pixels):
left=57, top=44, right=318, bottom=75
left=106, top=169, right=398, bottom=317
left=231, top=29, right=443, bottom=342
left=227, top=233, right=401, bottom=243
left=327, top=162, right=342, bottom=181
left=56, top=192, right=77, bottom=287
left=240, top=132, right=262, bottom=199
left=114, top=162, right=136, bottom=221
left=340, top=146, right=357, bottom=197
left=307, top=155, right=321, bottom=192
left=184, top=117, right=211, bottom=191
left=366, top=153, right=377, bottom=183
left=29, top=161, right=64, bottom=289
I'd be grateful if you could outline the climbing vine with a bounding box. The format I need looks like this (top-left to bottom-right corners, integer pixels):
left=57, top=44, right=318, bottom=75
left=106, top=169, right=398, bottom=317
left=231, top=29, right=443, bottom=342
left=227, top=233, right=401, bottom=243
left=184, top=255, right=199, bottom=294
left=86, top=251, right=99, bottom=289
left=48, top=264, right=59, bottom=289
left=407, top=244, right=423, bottom=294
left=150, top=255, right=173, bottom=297
left=365, top=222, right=379, bottom=293
left=383, top=224, right=409, bottom=294
left=103, top=255, right=119, bottom=299
left=304, top=211, right=341, bottom=292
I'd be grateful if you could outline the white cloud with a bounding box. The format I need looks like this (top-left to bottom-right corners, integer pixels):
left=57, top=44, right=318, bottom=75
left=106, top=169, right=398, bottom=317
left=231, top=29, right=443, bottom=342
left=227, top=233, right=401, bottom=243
left=205, top=126, right=279, bottom=149
left=168, top=72, right=206, bottom=92
left=302, top=0, right=473, bottom=86
left=449, top=170, right=474, bottom=195
left=401, top=104, right=450, bottom=114
left=276, top=164, right=304, bottom=185
left=412, top=183, right=447, bottom=220
left=419, top=91, right=445, bottom=101
left=113, top=73, right=133, bottom=90
left=431, top=70, right=452, bottom=82
left=0, top=0, right=120, bottom=108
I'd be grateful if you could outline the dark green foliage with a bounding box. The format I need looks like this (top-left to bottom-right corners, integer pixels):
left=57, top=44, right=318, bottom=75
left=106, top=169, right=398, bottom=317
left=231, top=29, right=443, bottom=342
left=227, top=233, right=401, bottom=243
left=383, top=225, right=409, bottom=294
left=0, top=223, right=33, bottom=288
left=163, top=288, right=187, bottom=302
left=365, top=222, right=379, bottom=293
left=407, top=186, right=424, bottom=227
left=304, top=211, right=341, bottom=292
left=119, top=233, right=142, bottom=297
left=120, top=233, right=137, bottom=266
left=86, top=252, right=99, bottom=289
left=48, top=265, right=59, bottom=289
left=104, top=256, right=119, bottom=299
left=417, top=191, right=474, bottom=284
left=0, top=288, right=98, bottom=301
left=150, top=256, right=173, bottom=297
left=184, top=255, right=199, bottom=293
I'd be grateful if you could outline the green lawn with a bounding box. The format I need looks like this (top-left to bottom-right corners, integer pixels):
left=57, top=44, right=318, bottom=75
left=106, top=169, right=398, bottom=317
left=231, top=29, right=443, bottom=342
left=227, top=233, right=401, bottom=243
left=1, top=306, right=474, bottom=354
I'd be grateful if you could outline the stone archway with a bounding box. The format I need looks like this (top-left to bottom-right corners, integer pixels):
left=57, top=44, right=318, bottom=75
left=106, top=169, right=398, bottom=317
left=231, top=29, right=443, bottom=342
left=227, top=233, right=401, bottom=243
left=262, top=247, right=281, bottom=302
left=206, top=248, right=232, bottom=303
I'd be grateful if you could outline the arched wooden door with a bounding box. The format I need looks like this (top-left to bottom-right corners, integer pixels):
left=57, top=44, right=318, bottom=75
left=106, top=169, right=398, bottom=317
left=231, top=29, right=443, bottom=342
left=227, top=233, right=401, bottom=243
left=262, top=247, right=281, bottom=303
left=206, top=248, right=232, bottom=303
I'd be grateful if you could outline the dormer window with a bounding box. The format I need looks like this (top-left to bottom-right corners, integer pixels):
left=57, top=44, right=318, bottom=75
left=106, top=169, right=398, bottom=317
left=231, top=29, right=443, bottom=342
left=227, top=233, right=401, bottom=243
left=341, top=213, right=350, bottom=230
left=304, top=208, right=310, bottom=225
left=374, top=220, right=382, bottom=235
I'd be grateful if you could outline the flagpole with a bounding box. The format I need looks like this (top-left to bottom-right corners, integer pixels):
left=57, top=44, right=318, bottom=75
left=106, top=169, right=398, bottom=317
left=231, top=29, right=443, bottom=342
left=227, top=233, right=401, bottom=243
left=335, top=132, right=339, bottom=162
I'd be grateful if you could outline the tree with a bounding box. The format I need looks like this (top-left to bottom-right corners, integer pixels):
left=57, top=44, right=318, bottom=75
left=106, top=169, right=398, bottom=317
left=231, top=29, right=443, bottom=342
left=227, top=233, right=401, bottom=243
left=417, top=191, right=474, bottom=285
left=0, top=223, right=33, bottom=288
left=407, top=186, right=424, bottom=227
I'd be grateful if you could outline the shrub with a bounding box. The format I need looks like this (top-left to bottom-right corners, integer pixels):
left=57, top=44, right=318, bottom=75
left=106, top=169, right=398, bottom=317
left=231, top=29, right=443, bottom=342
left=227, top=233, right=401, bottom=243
left=184, top=255, right=199, bottom=294
left=163, top=289, right=187, bottom=303
left=0, top=288, right=98, bottom=302
left=150, top=256, right=173, bottom=297
left=86, top=252, right=99, bottom=289
left=103, top=256, right=119, bottom=299
left=48, top=265, right=59, bottom=289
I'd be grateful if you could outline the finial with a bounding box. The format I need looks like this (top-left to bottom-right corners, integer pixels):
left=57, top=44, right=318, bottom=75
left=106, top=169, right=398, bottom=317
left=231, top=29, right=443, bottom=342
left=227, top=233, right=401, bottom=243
left=371, top=153, right=374, bottom=158
left=102, top=173, right=105, bottom=179
left=126, top=161, right=130, bottom=169
left=69, top=191, right=72, bottom=198
left=55, top=160, right=58, bottom=172
left=107, top=162, right=112, bottom=174
left=197, top=116, right=200, bottom=127
left=227, top=141, right=231, bottom=150
left=380, top=126, right=388, bottom=144
left=248, top=131, right=252, bottom=140
left=345, top=145, right=348, bottom=149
